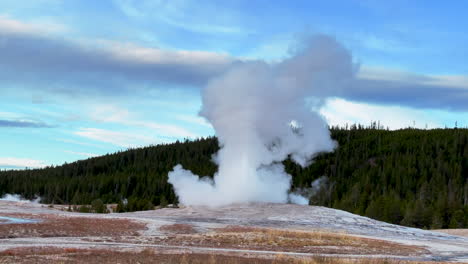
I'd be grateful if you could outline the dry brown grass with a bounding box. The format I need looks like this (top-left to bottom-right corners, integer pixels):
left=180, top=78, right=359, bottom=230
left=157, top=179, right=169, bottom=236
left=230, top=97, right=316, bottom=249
left=145, top=226, right=426, bottom=256
left=0, top=247, right=443, bottom=264
left=160, top=223, right=197, bottom=234
left=0, top=247, right=84, bottom=256
left=0, top=213, right=431, bottom=262
left=0, top=214, right=145, bottom=238
left=273, top=255, right=444, bottom=264
left=433, top=229, right=468, bottom=237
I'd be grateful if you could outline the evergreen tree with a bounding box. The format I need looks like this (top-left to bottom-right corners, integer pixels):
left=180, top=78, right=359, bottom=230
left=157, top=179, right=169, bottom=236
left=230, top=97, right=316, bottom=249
left=0, top=129, right=466, bottom=228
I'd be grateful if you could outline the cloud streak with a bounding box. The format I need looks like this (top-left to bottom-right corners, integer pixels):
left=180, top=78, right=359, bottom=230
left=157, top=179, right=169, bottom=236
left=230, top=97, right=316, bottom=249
left=0, top=157, right=47, bottom=168
left=346, top=78, right=468, bottom=111
left=88, top=104, right=200, bottom=139
left=0, top=17, right=236, bottom=96
left=0, top=119, right=52, bottom=128
left=0, top=15, right=65, bottom=35
left=74, top=128, right=157, bottom=148
left=63, top=150, right=98, bottom=158
left=114, top=0, right=247, bottom=35
left=320, top=98, right=441, bottom=130
left=1, top=17, right=467, bottom=111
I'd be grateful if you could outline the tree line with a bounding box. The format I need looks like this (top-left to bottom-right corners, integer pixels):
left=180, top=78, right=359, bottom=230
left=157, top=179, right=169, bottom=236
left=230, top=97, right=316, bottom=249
left=0, top=126, right=466, bottom=229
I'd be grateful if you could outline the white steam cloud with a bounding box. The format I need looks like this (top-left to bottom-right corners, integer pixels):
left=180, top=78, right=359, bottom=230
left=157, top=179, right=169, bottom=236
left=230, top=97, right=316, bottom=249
left=0, top=194, right=41, bottom=203
left=168, top=35, right=355, bottom=207
left=289, top=176, right=329, bottom=204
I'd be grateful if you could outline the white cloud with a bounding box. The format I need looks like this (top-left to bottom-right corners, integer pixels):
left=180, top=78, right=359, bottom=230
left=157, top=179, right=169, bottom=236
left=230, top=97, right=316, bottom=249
left=90, top=104, right=131, bottom=124
left=240, top=33, right=294, bottom=62
left=73, top=104, right=203, bottom=149
left=423, top=75, right=468, bottom=90
left=359, top=66, right=468, bottom=90
left=175, top=114, right=211, bottom=127
left=74, top=128, right=157, bottom=148
left=56, top=138, right=106, bottom=149
left=88, top=104, right=200, bottom=139
left=0, top=111, right=23, bottom=119
left=0, top=157, right=47, bottom=168
left=0, top=16, right=236, bottom=94
left=0, top=15, right=232, bottom=69
left=113, top=0, right=247, bottom=35
left=64, top=150, right=98, bottom=158
left=105, top=40, right=233, bottom=66
left=0, top=16, right=42, bottom=34
left=360, top=34, right=414, bottom=53
left=320, top=98, right=440, bottom=130
left=142, top=122, right=198, bottom=138
left=0, top=15, right=66, bottom=35
left=155, top=15, right=245, bottom=35
left=358, top=66, right=429, bottom=82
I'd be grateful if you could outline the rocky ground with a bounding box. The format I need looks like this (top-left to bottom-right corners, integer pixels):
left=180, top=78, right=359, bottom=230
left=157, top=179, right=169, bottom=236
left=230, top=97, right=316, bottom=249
left=0, top=201, right=467, bottom=263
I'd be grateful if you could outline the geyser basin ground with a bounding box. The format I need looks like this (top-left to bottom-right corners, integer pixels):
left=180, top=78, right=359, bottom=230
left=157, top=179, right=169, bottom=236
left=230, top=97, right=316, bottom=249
left=0, top=216, right=38, bottom=225
left=0, top=201, right=467, bottom=263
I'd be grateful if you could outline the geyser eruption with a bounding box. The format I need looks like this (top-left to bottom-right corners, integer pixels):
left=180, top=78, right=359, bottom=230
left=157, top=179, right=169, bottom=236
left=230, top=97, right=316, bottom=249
left=169, top=35, right=355, bottom=206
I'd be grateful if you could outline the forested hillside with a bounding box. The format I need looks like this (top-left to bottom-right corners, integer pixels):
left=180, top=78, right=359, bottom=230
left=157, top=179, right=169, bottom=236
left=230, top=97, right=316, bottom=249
left=1, top=127, right=467, bottom=229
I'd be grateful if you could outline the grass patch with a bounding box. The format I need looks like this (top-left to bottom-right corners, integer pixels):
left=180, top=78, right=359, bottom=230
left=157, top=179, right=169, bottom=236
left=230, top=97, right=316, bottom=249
left=160, top=223, right=197, bottom=234
left=0, top=247, right=440, bottom=264
left=0, top=214, right=145, bottom=238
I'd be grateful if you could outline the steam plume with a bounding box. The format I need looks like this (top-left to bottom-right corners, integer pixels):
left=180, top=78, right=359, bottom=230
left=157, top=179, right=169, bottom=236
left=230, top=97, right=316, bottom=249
left=169, top=35, right=355, bottom=206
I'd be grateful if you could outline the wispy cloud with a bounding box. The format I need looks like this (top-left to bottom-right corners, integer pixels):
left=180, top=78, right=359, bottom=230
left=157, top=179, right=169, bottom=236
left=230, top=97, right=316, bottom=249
left=0, top=157, right=47, bottom=168
left=74, top=127, right=157, bottom=148
left=107, top=41, right=231, bottom=66
left=63, top=150, right=98, bottom=158
left=56, top=138, right=106, bottom=149
left=175, top=114, right=211, bottom=127
left=320, top=98, right=440, bottom=130
left=89, top=104, right=200, bottom=138
left=142, top=122, right=198, bottom=139
left=90, top=104, right=131, bottom=123
left=0, top=16, right=236, bottom=97
left=0, top=15, right=66, bottom=35
left=359, top=66, right=468, bottom=90
left=1, top=16, right=467, bottom=112
left=359, top=34, right=415, bottom=53
left=0, top=119, right=52, bottom=128
left=114, top=0, right=247, bottom=35
left=343, top=66, right=468, bottom=111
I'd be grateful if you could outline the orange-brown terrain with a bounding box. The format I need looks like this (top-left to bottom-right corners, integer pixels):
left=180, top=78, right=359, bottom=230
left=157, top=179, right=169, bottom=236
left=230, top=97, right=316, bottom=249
left=0, top=201, right=467, bottom=263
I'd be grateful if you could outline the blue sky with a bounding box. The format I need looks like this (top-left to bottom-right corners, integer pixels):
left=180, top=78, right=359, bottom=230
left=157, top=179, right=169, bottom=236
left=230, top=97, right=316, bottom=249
left=1, top=0, right=467, bottom=169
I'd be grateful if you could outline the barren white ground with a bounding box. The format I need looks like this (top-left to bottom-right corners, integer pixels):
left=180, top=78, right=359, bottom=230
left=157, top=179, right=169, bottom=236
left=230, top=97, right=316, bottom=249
left=0, top=201, right=467, bottom=262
